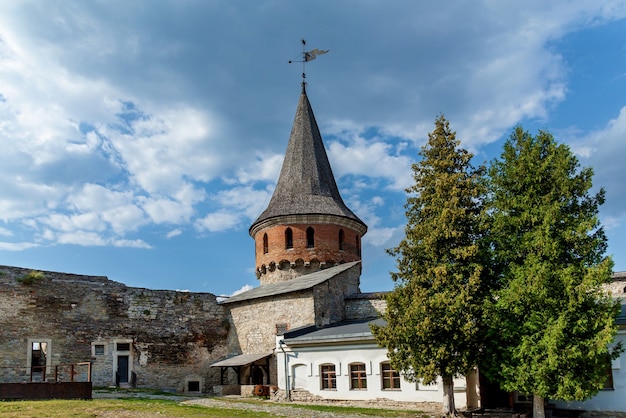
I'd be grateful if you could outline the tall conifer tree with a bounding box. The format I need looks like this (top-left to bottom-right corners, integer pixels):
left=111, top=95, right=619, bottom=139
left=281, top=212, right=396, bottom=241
left=485, top=127, right=621, bottom=418
left=372, top=116, right=489, bottom=417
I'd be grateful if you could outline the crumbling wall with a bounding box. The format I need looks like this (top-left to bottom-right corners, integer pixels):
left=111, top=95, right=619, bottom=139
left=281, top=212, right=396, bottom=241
left=313, top=264, right=361, bottom=326
left=345, top=292, right=388, bottom=320
left=0, top=266, right=231, bottom=393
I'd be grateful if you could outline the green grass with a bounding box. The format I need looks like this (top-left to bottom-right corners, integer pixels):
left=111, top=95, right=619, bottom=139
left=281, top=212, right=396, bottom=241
left=0, top=398, right=274, bottom=418
left=0, top=396, right=437, bottom=417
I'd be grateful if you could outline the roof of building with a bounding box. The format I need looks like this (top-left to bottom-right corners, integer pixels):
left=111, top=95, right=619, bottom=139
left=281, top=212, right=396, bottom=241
left=221, top=260, right=361, bottom=304
left=281, top=317, right=386, bottom=346
left=249, top=86, right=366, bottom=235
left=210, top=352, right=272, bottom=367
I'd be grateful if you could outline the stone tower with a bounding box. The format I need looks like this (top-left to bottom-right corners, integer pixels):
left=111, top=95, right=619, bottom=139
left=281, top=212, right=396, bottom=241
left=249, top=85, right=367, bottom=285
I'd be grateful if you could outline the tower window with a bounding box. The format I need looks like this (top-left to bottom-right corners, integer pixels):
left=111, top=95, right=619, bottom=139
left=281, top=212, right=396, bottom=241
left=339, top=229, right=345, bottom=250
left=285, top=228, right=293, bottom=249
left=263, top=233, right=268, bottom=254
left=306, top=227, right=314, bottom=248
left=356, top=235, right=361, bottom=256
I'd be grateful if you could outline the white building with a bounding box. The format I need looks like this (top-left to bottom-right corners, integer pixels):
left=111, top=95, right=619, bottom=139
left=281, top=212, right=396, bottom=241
left=275, top=317, right=479, bottom=408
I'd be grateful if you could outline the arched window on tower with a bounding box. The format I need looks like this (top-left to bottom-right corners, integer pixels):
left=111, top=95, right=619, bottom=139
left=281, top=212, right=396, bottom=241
left=306, top=227, right=315, bottom=248
left=339, top=229, right=345, bottom=250
left=263, top=233, right=268, bottom=254
left=285, top=228, right=293, bottom=249
left=356, top=235, right=361, bottom=256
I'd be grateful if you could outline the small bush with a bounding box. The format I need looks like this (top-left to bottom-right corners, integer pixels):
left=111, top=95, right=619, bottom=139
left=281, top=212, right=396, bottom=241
left=16, top=270, right=45, bottom=285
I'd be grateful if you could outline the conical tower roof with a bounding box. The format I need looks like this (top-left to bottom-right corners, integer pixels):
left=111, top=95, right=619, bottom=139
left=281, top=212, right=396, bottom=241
left=250, top=86, right=367, bottom=236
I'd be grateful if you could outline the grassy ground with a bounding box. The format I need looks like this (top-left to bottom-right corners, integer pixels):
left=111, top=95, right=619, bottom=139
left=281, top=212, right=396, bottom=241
left=0, top=398, right=248, bottom=418
left=0, top=395, right=437, bottom=418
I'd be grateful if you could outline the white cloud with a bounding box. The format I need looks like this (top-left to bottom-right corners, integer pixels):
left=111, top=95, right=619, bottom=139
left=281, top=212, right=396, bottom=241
left=112, top=239, right=152, bottom=249
left=217, top=283, right=255, bottom=302
left=232, top=154, right=283, bottom=185
left=166, top=229, right=182, bottom=239
left=38, top=212, right=105, bottom=233
left=101, top=103, right=222, bottom=194
left=327, top=136, right=413, bottom=191
left=195, top=211, right=240, bottom=233
left=214, top=186, right=272, bottom=220
left=364, top=226, right=403, bottom=247
left=0, top=227, right=13, bottom=237
left=57, top=231, right=107, bottom=246
left=576, top=106, right=626, bottom=222
left=0, top=241, right=39, bottom=251
left=101, top=205, right=147, bottom=235
left=142, top=197, right=195, bottom=225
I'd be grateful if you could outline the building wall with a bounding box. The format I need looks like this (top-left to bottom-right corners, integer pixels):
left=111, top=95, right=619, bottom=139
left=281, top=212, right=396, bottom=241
left=345, top=293, right=388, bottom=320
left=226, top=290, right=316, bottom=386
left=0, top=266, right=230, bottom=393
left=553, top=330, right=626, bottom=412
left=313, top=266, right=361, bottom=327
left=275, top=339, right=471, bottom=407
left=227, top=291, right=315, bottom=354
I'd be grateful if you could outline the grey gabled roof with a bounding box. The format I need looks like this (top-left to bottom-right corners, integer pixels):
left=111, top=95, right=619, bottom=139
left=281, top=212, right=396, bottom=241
left=210, top=352, right=272, bottom=367
left=221, top=261, right=360, bottom=305
left=249, top=87, right=366, bottom=234
left=282, top=317, right=386, bottom=346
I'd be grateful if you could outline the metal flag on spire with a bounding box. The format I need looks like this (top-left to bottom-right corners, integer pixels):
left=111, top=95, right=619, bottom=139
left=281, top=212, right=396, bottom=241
left=289, top=39, right=329, bottom=86
left=304, top=48, right=329, bottom=62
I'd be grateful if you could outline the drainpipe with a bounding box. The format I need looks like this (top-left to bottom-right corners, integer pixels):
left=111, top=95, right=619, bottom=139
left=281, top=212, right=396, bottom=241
left=278, top=340, right=290, bottom=401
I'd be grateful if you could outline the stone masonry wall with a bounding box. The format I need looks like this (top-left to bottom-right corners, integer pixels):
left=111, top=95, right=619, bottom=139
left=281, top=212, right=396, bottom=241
left=0, top=265, right=231, bottom=393
left=345, top=292, right=388, bottom=320
left=313, top=264, right=362, bottom=327
left=226, top=290, right=316, bottom=386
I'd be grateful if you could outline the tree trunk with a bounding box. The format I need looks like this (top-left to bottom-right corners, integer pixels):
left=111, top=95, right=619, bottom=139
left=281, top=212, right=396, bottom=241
left=533, top=394, right=545, bottom=418
left=442, top=375, right=456, bottom=416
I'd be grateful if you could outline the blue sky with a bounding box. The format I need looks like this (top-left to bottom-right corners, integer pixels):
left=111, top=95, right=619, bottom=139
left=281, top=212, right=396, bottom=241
left=1, top=1, right=626, bottom=297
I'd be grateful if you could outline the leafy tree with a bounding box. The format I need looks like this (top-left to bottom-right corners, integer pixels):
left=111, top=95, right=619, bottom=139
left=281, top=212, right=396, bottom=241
left=484, top=127, right=621, bottom=418
left=372, top=115, right=490, bottom=416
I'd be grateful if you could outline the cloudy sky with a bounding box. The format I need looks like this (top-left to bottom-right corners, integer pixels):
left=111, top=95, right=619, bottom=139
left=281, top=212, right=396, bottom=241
left=1, top=1, right=625, bottom=297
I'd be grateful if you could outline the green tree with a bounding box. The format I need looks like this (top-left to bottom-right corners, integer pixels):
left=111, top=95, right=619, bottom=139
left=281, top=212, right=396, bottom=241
left=372, top=115, right=490, bottom=417
left=484, top=127, right=621, bottom=418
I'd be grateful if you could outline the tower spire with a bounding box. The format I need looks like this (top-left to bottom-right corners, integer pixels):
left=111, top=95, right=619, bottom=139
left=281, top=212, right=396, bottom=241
left=249, top=86, right=366, bottom=285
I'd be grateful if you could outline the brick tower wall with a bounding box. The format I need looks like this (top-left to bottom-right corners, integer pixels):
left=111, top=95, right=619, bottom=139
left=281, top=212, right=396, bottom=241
left=254, top=223, right=362, bottom=285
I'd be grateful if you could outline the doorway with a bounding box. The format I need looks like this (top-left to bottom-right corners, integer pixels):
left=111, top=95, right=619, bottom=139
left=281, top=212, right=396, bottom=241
left=117, top=355, right=129, bottom=384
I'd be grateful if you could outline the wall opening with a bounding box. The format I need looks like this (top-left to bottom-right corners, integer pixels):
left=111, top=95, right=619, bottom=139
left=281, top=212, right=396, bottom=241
left=113, top=339, right=133, bottom=387
left=27, top=339, right=51, bottom=382
left=285, top=228, right=293, bottom=249
left=306, top=227, right=315, bottom=248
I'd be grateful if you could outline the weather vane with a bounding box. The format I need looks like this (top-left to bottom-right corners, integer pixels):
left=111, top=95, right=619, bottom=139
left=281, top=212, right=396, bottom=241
left=288, top=39, right=329, bottom=89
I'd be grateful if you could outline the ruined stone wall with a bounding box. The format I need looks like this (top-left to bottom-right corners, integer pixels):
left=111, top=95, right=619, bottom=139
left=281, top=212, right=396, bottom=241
left=0, top=266, right=231, bottom=393
left=227, top=291, right=315, bottom=355
left=226, top=290, right=316, bottom=385
left=313, top=265, right=362, bottom=326
left=345, top=292, right=388, bottom=320
left=606, top=274, right=626, bottom=296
